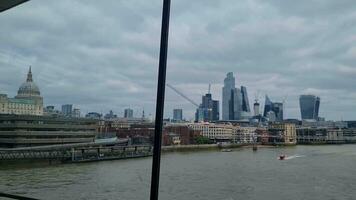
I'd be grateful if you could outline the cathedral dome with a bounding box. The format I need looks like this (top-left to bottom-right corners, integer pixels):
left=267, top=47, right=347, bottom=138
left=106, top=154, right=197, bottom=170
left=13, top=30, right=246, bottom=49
left=16, top=67, right=41, bottom=98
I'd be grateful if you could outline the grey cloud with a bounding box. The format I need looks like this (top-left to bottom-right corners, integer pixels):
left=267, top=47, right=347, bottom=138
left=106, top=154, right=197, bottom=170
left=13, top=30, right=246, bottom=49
left=0, top=0, right=355, bottom=120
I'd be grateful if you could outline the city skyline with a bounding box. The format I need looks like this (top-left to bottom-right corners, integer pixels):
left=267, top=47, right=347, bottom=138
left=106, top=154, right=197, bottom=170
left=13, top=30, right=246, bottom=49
left=0, top=0, right=355, bottom=120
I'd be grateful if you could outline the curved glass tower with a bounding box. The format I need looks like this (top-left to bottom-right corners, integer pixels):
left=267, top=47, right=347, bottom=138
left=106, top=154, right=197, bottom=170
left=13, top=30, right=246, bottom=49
left=299, top=95, right=320, bottom=120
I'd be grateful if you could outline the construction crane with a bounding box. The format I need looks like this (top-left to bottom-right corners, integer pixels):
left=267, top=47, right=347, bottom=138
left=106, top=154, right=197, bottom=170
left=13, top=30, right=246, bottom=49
left=166, top=84, right=200, bottom=107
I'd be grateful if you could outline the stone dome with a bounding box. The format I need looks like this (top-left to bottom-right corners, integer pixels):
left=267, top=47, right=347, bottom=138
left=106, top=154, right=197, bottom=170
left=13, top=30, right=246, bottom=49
left=16, top=67, right=41, bottom=98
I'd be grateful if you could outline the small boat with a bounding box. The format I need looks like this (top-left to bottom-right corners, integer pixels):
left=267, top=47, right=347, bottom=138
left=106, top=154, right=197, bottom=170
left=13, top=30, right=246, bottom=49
left=279, top=154, right=286, bottom=160
left=221, top=149, right=232, bottom=152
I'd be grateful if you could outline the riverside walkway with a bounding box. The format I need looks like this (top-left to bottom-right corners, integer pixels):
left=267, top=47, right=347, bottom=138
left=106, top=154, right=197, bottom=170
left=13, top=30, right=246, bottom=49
left=0, top=139, right=152, bottom=163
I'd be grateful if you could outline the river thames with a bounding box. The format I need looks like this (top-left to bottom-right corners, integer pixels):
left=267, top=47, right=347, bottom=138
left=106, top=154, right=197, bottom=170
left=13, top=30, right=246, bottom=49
left=1, top=145, right=356, bottom=200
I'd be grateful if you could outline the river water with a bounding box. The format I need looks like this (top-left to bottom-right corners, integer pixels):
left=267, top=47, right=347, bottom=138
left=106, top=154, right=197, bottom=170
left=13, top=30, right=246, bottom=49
left=1, top=145, right=356, bottom=200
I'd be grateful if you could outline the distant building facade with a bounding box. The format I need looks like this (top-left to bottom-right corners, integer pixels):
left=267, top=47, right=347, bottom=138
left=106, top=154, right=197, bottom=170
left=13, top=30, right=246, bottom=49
left=301, top=120, right=347, bottom=129
left=296, top=128, right=356, bottom=144
left=195, top=93, right=219, bottom=122
left=72, top=108, right=81, bottom=118
left=163, top=133, right=181, bottom=146
left=268, top=123, right=297, bottom=144
left=222, top=72, right=251, bottom=121
left=222, top=72, right=236, bottom=120
left=61, top=104, right=73, bottom=117
left=44, top=106, right=61, bottom=116
left=299, top=95, right=320, bottom=120
left=104, top=110, right=117, bottom=119
left=85, top=112, right=102, bottom=119
left=173, top=109, right=183, bottom=121
left=164, top=124, right=200, bottom=145
left=189, top=123, right=234, bottom=142
left=0, top=67, right=43, bottom=116
left=233, top=127, right=256, bottom=144
left=124, top=108, right=134, bottom=118
left=0, top=114, right=97, bottom=148
left=263, top=95, right=283, bottom=122
left=253, top=100, right=260, bottom=116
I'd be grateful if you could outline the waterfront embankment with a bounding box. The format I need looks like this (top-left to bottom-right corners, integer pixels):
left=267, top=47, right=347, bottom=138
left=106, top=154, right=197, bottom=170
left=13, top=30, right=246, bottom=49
left=161, top=143, right=278, bottom=152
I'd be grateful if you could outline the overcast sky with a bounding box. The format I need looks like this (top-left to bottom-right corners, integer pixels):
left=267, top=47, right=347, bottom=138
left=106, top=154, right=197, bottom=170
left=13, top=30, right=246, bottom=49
left=0, top=0, right=355, bottom=120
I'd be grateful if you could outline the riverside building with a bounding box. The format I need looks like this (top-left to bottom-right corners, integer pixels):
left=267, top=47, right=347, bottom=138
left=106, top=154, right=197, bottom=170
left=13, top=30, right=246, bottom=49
left=232, top=126, right=257, bottom=144
left=188, top=123, right=234, bottom=142
left=0, top=67, right=98, bottom=148
left=268, top=123, right=297, bottom=145
left=0, top=114, right=97, bottom=148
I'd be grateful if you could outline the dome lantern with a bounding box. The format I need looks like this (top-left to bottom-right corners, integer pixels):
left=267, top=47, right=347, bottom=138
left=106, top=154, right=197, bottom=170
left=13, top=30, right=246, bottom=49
left=16, top=66, right=41, bottom=98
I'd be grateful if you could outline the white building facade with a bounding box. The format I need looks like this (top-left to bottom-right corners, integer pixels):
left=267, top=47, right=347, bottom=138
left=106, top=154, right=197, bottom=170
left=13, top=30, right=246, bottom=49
left=188, top=123, right=235, bottom=141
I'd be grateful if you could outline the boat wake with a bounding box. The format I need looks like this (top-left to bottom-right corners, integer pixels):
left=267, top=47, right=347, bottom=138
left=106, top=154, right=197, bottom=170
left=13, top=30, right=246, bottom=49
left=284, top=154, right=306, bottom=160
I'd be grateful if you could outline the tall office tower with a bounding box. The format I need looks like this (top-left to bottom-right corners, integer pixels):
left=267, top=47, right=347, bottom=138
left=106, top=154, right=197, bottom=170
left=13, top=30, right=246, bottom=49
left=195, top=93, right=219, bottom=122
left=231, top=87, right=242, bottom=120
left=173, top=109, right=183, bottom=121
left=222, top=72, right=235, bottom=120
left=263, top=95, right=273, bottom=117
left=299, top=95, right=320, bottom=120
left=222, top=72, right=251, bottom=121
left=263, top=95, right=283, bottom=122
left=231, top=86, right=252, bottom=120
left=61, top=104, right=73, bottom=117
left=124, top=108, right=134, bottom=118
left=212, top=100, right=219, bottom=121
left=240, top=86, right=251, bottom=120
left=241, top=86, right=250, bottom=112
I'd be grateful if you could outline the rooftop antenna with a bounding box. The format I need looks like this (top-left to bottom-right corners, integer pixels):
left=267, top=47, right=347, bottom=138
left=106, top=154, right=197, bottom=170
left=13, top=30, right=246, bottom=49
left=208, top=84, right=211, bottom=94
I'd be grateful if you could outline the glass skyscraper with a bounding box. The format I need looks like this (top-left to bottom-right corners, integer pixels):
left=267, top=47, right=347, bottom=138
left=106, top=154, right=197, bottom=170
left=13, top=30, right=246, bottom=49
left=263, top=95, right=283, bottom=122
left=241, top=86, right=251, bottom=113
left=299, top=95, right=320, bottom=120
left=173, top=109, right=183, bottom=121
left=195, top=93, right=219, bottom=122
left=61, top=104, right=73, bottom=117
left=231, top=88, right=242, bottom=120
left=124, top=108, right=134, bottom=118
left=222, top=72, right=251, bottom=120
left=222, top=72, right=235, bottom=120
